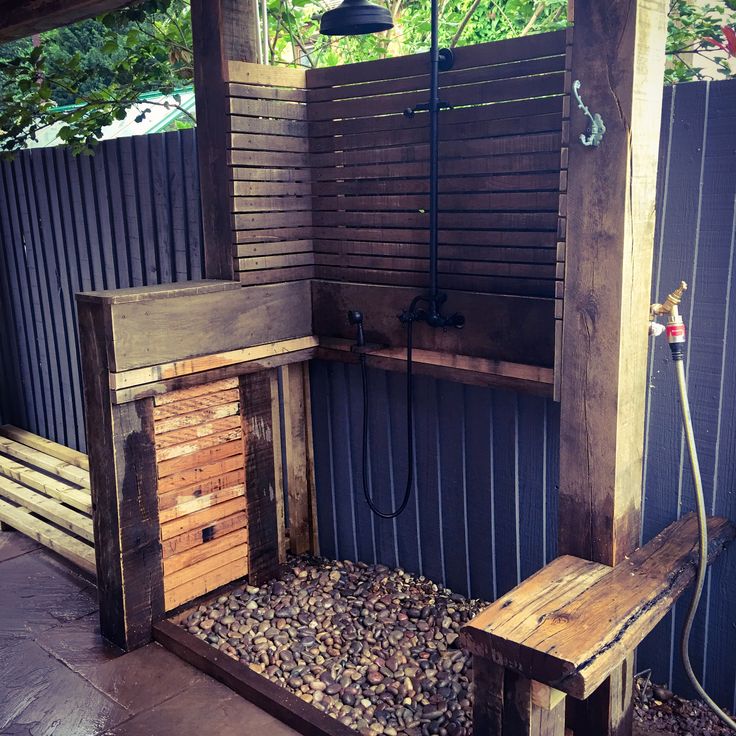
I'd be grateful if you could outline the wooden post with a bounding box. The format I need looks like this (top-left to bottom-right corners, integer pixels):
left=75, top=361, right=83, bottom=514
left=241, top=370, right=283, bottom=585
left=282, top=362, right=318, bottom=555
left=559, top=0, right=667, bottom=732
left=76, top=296, right=164, bottom=650
left=191, top=0, right=260, bottom=279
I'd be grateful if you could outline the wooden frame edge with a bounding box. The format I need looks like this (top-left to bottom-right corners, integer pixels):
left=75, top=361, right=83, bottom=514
left=153, top=620, right=355, bottom=736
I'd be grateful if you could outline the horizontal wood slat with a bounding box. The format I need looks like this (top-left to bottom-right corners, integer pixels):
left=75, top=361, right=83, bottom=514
left=225, top=29, right=567, bottom=304
left=305, top=30, right=566, bottom=87
left=0, top=427, right=95, bottom=576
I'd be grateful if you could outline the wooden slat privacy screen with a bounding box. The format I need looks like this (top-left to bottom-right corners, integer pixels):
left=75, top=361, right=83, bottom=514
left=228, top=65, right=315, bottom=286
left=225, top=30, right=570, bottom=371
left=307, top=30, right=567, bottom=298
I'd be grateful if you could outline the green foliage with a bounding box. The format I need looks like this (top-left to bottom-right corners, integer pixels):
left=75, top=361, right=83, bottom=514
left=1, top=0, right=734, bottom=156
left=266, top=0, right=568, bottom=68
left=0, top=0, right=193, bottom=155
left=666, top=0, right=736, bottom=83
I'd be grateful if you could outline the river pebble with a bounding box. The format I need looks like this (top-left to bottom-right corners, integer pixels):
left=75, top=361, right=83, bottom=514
left=180, top=556, right=488, bottom=734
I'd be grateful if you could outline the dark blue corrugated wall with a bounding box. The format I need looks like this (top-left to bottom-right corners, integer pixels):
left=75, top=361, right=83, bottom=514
left=310, top=78, right=736, bottom=709
left=0, top=130, right=204, bottom=452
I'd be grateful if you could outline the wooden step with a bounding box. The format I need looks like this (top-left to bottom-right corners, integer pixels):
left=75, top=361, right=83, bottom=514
left=0, top=425, right=89, bottom=471
left=0, top=476, right=94, bottom=542
left=0, top=498, right=95, bottom=576
left=0, top=454, right=92, bottom=515
left=0, top=436, right=90, bottom=489
left=460, top=514, right=736, bottom=699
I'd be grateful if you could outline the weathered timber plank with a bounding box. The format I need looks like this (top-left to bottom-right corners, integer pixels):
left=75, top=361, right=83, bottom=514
left=305, top=30, right=566, bottom=87
left=112, top=346, right=318, bottom=405
left=160, top=497, right=246, bottom=541
left=102, top=281, right=312, bottom=372
left=269, top=371, right=287, bottom=564
left=241, top=371, right=281, bottom=585
left=161, top=510, right=248, bottom=558
left=153, top=377, right=239, bottom=406
left=154, top=620, right=356, bottom=736
left=306, top=55, right=566, bottom=104
left=282, top=363, right=312, bottom=554
left=164, top=543, right=248, bottom=591
left=77, top=296, right=164, bottom=651
left=158, top=484, right=245, bottom=524
left=164, top=557, right=249, bottom=611
left=155, top=425, right=242, bottom=460
left=0, top=0, right=131, bottom=43
left=110, top=336, right=319, bottom=391
left=191, top=0, right=258, bottom=278
left=162, top=528, right=249, bottom=577
left=152, top=387, right=241, bottom=420
left=157, top=454, right=246, bottom=495
left=153, top=403, right=240, bottom=435
left=312, top=281, right=554, bottom=368
left=157, top=468, right=245, bottom=510
left=156, top=439, right=243, bottom=480
left=317, top=340, right=554, bottom=397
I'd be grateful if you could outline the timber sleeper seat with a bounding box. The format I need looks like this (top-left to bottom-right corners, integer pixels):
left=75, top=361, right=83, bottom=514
left=459, top=513, right=735, bottom=736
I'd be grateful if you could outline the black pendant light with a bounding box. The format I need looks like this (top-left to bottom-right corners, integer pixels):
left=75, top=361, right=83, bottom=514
left=319, top=0, right=394, bottom=36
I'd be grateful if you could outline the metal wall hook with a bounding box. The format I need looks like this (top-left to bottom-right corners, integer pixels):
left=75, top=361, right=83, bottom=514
left=572, top=79, right=606, bottom=147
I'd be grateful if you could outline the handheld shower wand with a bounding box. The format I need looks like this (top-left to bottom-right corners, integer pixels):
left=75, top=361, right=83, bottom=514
left=650, top=282, right=736, bottom=732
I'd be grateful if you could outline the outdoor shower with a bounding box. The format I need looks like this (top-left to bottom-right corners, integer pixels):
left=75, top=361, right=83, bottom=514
left=321, top=0, right=464, bottom=519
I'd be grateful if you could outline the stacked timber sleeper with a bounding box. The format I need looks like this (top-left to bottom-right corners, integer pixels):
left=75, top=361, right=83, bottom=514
left=0, top=425, right=95, bottom=575
left=153, top=378, right=250, bottom=612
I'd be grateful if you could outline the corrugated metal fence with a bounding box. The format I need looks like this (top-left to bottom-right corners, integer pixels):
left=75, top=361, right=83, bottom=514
left=0, top=130, right=204, bottom=452
left=310, top=78, right=736, bottom=708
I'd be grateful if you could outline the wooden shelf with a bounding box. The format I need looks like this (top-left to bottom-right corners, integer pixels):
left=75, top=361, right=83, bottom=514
left=316, top=338, right=554, bottom=396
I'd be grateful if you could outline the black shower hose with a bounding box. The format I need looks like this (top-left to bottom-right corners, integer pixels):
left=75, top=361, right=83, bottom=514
left=358, top=307, right=416, bottom=519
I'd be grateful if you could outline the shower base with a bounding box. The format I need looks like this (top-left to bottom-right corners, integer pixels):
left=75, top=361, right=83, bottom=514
left=156, top=556, right=487, bottom=736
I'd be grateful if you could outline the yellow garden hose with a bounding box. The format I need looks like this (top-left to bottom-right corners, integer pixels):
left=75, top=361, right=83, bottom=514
left=674, top=348, right=736, bottom=731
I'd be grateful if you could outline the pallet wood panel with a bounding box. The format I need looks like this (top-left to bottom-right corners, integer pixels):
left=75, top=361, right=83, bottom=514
left=153, top=378, right=248, bottom=612
left=0, top=425, right=94, bottom=573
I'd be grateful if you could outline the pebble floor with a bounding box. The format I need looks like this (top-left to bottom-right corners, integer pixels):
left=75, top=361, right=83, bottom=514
left=181, top=557, right=489, bottom=736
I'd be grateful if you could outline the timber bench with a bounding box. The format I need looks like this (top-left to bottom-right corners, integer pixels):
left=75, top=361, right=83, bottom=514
left=460, top=514, right=735, bottom=736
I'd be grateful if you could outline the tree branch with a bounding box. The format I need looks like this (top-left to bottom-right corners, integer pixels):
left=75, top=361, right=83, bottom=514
left=450, top=0, right=483, bottom=47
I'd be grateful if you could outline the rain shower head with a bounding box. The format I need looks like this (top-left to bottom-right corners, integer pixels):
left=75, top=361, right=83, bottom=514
left=319, top=0, right=394, bottom=36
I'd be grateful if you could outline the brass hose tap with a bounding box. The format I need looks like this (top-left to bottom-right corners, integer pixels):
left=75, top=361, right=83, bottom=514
left=650, top=281, right=688, bottom=323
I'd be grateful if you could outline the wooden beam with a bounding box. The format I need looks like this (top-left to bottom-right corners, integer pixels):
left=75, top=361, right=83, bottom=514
left=154, top=620, right=356, bottom=736
left=282, top=362, right=317, bottom=555
left=558, top=5, right=667, bottom=728
left=559, top=0, right=668, bottom=564
left=240, top=370, right=283, bottom=585
left=77, top=295, right=164, bottom=650
left=0, top=0, right=132, bottom=42
left=191, top=0, right=260, bottom=279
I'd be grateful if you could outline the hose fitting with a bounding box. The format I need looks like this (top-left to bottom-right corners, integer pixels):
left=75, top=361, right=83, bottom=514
left=666, top=317, right=686, bottom=362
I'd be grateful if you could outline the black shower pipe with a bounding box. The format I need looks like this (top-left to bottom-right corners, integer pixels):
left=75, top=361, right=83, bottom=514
left=402, top=0, right=464, bottom=330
